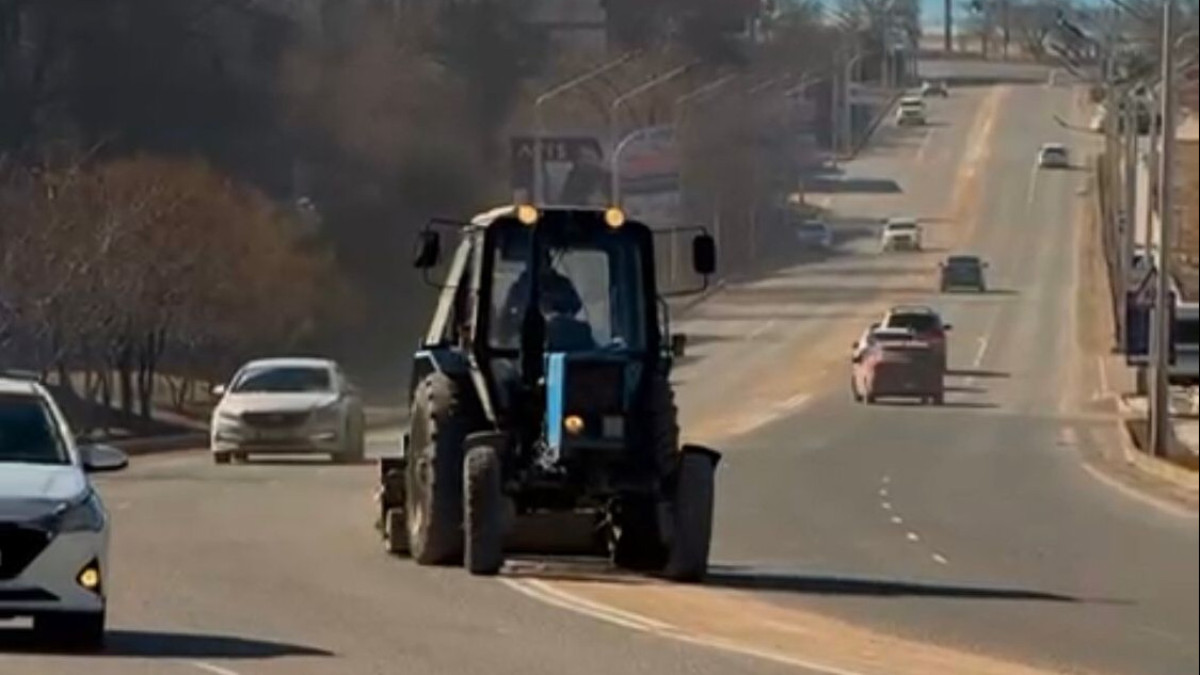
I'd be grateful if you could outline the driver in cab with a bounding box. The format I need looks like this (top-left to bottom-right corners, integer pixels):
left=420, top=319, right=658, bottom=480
left=498, top=267, right=596, bottom=352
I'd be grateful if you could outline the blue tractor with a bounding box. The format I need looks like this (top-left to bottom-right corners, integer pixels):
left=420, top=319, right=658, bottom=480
left=375, top=205, right=720, bottom=580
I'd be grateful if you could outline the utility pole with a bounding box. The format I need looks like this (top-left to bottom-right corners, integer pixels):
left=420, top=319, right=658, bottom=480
left=1149, top=0, right=1177, bottom=459
left=1120, top=92, right=1138, bottom=351
left=945, top=0, right=954, bottom=53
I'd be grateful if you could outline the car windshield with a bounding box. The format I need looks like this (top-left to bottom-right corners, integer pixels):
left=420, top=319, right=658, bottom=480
left=888, top=222, right=917, bottom=231
left=886, top=313, right=942, bottom=333
left=873, top=331, right=914, bottom=343
left=488, top=215, right=646, bottom=353
left=797, top=223, right=827, bottom=234
left=231, top=366, right=332, bottom=393
left=0, top=394, right=70, bottom=465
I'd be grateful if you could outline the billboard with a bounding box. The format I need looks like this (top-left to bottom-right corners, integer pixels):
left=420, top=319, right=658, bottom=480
left=510, top=135, right=609, bottom=206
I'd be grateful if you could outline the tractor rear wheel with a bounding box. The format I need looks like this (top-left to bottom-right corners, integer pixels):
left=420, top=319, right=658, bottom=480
left=406, top=373, right=473, bottom=566
left=664, top=452, right=716, bottom=582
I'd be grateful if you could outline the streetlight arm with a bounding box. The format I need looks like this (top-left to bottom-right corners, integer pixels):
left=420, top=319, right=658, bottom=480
left=535, top=51, right=640, bottom=108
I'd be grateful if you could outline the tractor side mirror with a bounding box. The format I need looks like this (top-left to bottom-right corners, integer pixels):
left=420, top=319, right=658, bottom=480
left=692, top=235, right=716, bottom=276
left=413, top=231, right=441, bottom=269
left=670, top=334, right=688, bottom=358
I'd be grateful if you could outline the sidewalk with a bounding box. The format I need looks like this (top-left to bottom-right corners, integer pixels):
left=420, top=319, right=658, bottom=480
left=1119, top=392, right=1199, bottom=461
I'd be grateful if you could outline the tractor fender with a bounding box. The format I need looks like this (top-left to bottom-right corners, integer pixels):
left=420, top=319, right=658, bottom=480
left=679, top=443, right=721, bottom=471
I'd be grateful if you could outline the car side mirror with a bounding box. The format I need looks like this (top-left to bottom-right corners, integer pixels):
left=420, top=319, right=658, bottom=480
left=79, top=444, right=129, bottom=473
left=692, top=235, right=716, bottom=276
left=414, top=231, right=441, bottom=269
left=210, top=383, right=227, bottom=398
left=670, top=334, right=688, bottom=358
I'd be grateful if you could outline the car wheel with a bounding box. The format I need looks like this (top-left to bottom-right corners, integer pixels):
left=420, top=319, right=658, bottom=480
left=213, top=452, right=231, bottom=465
left=232, top=452, right=249, bottom=464
left=851, top=377, right=863, bottom=402
left=34, top=611, right=106, bottom=652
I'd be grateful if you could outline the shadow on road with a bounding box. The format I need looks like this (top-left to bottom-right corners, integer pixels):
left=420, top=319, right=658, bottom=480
left=947, top=369, right=1009, bottom=379
left=502, top=560, right=1109, bottom=605
left=703, top=567, right=1084, bottom=603
left=806, top=177, right=904, bottom=194
left=0, top=629, right=334, bottom=659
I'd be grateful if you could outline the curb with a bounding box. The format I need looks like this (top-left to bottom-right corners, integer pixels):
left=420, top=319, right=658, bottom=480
left=1114, top=398, right=1200, bottom=491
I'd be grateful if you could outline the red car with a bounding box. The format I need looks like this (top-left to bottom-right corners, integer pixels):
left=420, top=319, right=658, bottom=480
left=878, top=305, right=952, bottom=371
left=851, top=328, right=945, bottom=405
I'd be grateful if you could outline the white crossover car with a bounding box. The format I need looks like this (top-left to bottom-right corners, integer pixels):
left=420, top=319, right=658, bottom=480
left=896, top=97, right=927, bottom=126
left=210, top=357, right=366, bottom=464
left=1, top=373, right=128, bottom=650
left=880, top=217, right=923, bottom=251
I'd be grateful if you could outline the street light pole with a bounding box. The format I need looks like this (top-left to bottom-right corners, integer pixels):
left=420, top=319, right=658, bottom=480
left=533, top=52, right=638, bottom=204
left=609, top=63, right=693, bottom=206
left=673, top=73, right=739, bottom=285
left=842, top=50, right=866, bottom=157
left=1149, top=0, right=1177, bottom=459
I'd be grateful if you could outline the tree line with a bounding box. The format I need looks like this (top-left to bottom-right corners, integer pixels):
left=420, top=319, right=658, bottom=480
left=1, top=0, right=910, bottom=426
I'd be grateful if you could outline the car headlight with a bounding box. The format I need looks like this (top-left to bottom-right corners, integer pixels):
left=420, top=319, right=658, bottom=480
left=216, top=409, right=243, bottom=426
left=311, top=403, right=341, bottom=424
left=51, top=490, right=107, bottom=533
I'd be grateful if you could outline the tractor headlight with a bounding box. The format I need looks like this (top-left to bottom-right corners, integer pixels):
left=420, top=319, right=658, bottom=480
left=564, top=415, right=585, bottom=435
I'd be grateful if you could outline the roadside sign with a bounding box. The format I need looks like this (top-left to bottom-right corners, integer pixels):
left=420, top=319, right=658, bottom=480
left=510, top=135, right=608, bottom=206
left=1124, top=290, right=1177, bottom=365
left=1131, top=268, right=1158, bottom=306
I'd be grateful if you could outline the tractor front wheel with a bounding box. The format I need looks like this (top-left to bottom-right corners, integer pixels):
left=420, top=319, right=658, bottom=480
left=464, top=444, right=506, bottom=576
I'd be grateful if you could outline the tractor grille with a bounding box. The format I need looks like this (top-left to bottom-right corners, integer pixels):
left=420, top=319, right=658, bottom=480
left=0, top=524, right=53, bottom=580
left=241, top=411, right=310, bottom=428
left=565, top=361, right=624, bottom=415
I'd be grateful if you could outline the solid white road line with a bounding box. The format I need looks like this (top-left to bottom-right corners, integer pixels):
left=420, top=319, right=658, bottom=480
left=1025, top=162, right=1041, bottom=208
left=187, top=662, right=243, bottom=675
left=505, top=580, right=879, bottom=675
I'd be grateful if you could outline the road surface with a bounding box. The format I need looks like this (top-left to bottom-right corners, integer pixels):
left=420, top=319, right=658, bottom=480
left=3, top=62, right=1195, bottom=675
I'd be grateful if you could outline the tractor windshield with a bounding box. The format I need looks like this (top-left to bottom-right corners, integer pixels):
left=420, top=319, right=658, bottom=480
left=488, top=217, right=648, bottom=353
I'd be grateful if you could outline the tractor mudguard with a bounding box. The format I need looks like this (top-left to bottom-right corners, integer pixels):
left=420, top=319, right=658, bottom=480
left=679, top=443, right=721, bottom=470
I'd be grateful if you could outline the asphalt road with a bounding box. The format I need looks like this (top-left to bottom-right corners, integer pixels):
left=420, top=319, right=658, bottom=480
left=667, top=73, right=1199, bottom=675
left=4, top=63, right=1195, bottom=675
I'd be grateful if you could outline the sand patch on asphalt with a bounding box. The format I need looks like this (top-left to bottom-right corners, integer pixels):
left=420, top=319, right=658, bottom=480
left=540, top=578, right=1088, bottom=675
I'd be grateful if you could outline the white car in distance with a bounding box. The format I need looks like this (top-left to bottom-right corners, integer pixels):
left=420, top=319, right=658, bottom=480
left=1, top=373, right=128, bottom=650
left=880, top=217, right=923, bottom=252
left=1037, top=143, right=1070, bottom=169
left=896, top=97, right=927, bottom=126
left=210, top=357, right=366, bottom=465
